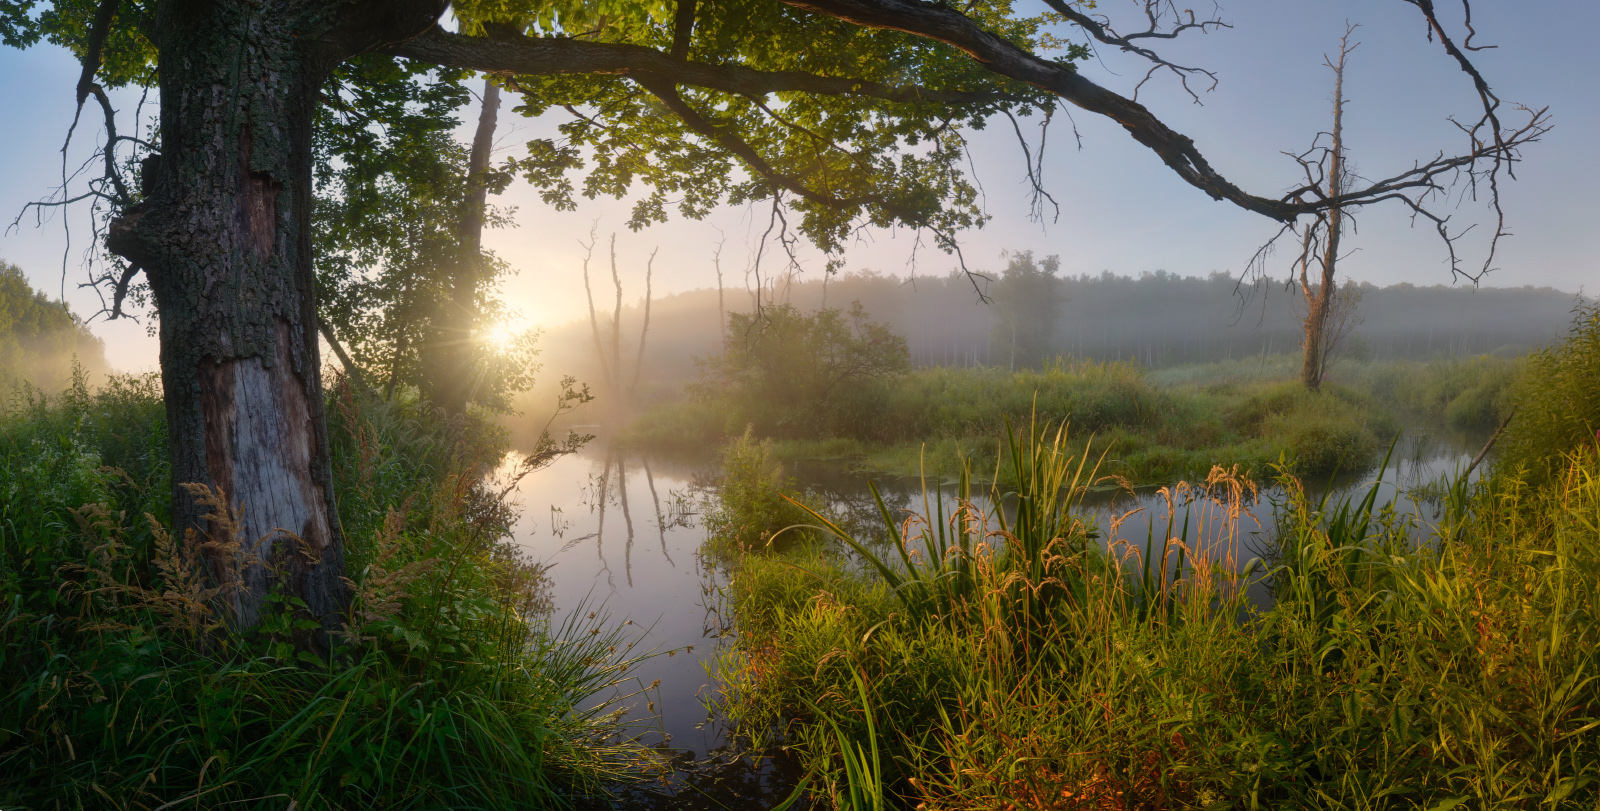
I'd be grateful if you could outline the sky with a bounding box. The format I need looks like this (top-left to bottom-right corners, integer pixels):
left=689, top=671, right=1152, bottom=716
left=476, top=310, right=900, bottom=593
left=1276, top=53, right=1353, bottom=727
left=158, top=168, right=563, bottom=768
left=0, top=0, right=1594, bottom=373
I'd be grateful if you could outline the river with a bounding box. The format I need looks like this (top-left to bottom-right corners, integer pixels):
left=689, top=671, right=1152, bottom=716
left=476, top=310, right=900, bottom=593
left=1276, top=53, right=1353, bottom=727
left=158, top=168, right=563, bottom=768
left=496, top=423, right=1488, bottom=809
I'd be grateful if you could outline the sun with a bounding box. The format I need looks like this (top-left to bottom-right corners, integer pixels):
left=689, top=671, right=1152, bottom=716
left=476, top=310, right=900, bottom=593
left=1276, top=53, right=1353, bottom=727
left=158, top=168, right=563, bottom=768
left=482, top=321, right=519, bottom=351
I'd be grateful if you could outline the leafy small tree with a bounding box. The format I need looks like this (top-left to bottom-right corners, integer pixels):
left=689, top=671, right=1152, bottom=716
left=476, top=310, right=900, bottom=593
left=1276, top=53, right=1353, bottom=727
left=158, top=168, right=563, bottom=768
left=990, top=251, right=1066, bottom=370
left=314, top=60, right=534, bottom=412
left=697, top=302, right=908, bottom=437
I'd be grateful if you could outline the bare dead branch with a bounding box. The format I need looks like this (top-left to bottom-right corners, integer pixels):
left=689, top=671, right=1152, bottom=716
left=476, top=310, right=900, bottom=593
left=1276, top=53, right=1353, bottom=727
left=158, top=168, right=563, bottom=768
left=1040, top=0, right=1229, bottom=103
left=1002, top=109, right=1059, bottom=224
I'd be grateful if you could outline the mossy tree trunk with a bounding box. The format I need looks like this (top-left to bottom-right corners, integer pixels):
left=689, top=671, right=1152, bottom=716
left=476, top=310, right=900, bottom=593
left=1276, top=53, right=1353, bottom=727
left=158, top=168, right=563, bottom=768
left=107, top=0, right=444, bottom=639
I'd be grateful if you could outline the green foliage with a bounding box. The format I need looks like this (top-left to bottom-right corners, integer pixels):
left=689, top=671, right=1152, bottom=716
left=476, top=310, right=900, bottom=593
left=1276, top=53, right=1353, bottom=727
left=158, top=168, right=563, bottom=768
left=643, top=354, right=1396, bottom=483
left=460, top=0, right=1068, bottom=255
left=1361, top=354, right=1518, bottom=429
left=1499, top=299, right=1600, bottom=481
left=694, top=302, right=910, bottom=438
left=718, top=418, right=1600, bottom=810
left=314, top=56, right=542, bottom=411
left=1225, top=381, right=1389, bottom=475
left=702, top=427, right=817, bottom=556
left=989, top=251, right=1067, bottom=370
left=0, top=261, right=108, bottom=392
left=0, top=377, right=649, bottom=809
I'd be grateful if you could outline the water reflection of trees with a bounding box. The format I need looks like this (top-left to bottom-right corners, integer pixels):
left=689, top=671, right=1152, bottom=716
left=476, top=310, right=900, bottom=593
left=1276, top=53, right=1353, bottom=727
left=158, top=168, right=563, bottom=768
left=575, top=444, right=715, bottom=591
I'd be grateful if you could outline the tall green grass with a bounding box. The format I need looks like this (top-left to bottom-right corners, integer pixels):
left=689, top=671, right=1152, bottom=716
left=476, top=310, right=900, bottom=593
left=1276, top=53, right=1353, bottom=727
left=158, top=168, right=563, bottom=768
left=0, top=372, right=655, bottom=809
left=715, top=415, right=1600, bottom=809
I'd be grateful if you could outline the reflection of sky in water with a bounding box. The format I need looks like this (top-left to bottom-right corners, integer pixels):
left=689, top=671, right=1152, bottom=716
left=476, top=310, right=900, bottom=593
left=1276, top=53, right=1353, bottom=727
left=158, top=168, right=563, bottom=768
left=499, top=425, right=1488, bottom=807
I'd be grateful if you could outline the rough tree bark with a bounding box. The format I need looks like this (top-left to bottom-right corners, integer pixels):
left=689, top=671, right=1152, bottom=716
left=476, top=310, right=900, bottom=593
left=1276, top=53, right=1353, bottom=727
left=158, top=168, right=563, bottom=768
left=106, top=0, right=446, bottom=637
left=425, top=77, right=501, bottom=416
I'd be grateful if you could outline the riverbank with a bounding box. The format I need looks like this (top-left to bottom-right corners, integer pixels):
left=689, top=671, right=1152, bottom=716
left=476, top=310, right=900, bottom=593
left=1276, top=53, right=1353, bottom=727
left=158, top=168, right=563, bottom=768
left=706, top=420, right=1600, bottom=809
left=624, top=355, right=1516, bottom=485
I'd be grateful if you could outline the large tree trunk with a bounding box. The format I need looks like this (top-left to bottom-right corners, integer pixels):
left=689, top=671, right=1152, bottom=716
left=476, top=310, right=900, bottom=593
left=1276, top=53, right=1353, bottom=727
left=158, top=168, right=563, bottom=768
left=108, top=0, right=444, bottom=639
left=425, top=78, right=501, bottom=416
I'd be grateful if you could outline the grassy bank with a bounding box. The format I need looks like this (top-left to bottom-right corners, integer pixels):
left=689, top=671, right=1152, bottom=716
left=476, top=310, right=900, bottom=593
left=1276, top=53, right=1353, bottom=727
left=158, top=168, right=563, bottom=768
left=0, top=372, right=651, bottom=809
left=627, top=355, right=1519, bottom=484
left=701, top=302, right=1600, bottom=810
left=712, top=423, right=1600, bottom=809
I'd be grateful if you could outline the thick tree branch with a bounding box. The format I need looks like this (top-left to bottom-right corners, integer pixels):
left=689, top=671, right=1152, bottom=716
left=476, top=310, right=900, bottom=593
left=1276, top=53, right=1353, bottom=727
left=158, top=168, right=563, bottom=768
left=635, top=75, right=895, bottom=216
left=778, top=0, right=1297, bottom=220
left=386, top=26, right=1023, bottom=106
left=777, top=0, right=1545, bottom=250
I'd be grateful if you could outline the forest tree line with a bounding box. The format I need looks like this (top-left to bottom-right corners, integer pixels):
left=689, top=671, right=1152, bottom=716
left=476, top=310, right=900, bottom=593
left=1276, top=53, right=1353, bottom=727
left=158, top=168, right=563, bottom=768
left=533, top=253, right=1583, bottom=402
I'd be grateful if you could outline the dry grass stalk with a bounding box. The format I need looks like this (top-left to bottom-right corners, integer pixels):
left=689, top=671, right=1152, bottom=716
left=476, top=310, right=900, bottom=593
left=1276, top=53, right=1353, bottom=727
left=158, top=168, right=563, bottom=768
left=339, top=503, right=436, bottom=645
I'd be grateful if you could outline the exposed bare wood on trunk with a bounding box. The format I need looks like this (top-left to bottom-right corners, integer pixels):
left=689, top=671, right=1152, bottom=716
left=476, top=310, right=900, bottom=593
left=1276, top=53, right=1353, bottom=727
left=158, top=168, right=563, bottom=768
left=1300, top=27, right=1355, bottom=391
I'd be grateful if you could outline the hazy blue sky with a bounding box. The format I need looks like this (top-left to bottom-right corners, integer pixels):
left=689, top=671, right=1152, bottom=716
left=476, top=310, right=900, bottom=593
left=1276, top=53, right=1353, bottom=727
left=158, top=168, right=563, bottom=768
left=1, top=1, right=1593, bottom=372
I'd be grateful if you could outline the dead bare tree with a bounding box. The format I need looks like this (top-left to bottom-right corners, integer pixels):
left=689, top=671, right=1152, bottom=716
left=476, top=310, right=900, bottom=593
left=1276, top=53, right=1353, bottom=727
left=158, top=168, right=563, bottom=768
left=608, top=235, right=624, bottom=397
left=1294, top=278, right=1366, bottom=382
left=628, top=248, right=658, bottom=400
left=712, top=232, right=728, bottom=343
left=1296, top=24, right=1358, bottom=391
left=578, top=226, right=616, bottom=393
left=578, top=228, right=657, bottom=406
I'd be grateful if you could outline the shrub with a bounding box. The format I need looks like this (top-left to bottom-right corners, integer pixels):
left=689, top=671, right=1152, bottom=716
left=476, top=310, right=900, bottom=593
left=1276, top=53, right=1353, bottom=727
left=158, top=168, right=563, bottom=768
left=694, top=302, right=908, bottom=439
left=702, top=427, right=816, bottom=555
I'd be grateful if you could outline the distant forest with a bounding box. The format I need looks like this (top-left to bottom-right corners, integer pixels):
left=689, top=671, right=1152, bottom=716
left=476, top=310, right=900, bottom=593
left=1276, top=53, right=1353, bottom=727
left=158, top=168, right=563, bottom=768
left=0, top=261, right=107, bottom=393
left=535, top=265, right=1584, bottom=395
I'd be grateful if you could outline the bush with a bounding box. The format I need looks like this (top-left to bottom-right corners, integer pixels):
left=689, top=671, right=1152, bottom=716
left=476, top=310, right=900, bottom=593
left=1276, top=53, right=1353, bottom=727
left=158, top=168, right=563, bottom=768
left=702, top=427, right=817, bottom=555
left=1228, top=381, right=1388, bottom=474
left=694, top=302, right=908, bottom=439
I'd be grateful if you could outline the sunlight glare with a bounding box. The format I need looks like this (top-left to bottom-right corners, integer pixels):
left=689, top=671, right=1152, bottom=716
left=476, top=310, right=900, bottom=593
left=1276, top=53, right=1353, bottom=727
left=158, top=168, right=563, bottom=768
left=483, top=321, right=519, bottom=351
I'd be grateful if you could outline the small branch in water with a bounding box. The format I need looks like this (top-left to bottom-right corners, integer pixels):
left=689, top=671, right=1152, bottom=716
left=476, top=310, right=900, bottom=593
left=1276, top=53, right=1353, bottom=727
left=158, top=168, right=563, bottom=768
left=1464, top=407, right=1516, bottom=478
